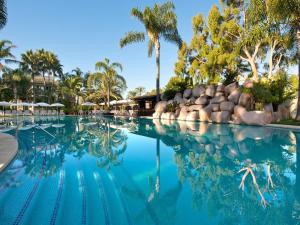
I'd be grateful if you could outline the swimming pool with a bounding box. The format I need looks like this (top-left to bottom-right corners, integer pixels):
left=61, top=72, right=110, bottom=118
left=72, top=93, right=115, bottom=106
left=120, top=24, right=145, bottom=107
left=0, top=116, right=299, bottom=225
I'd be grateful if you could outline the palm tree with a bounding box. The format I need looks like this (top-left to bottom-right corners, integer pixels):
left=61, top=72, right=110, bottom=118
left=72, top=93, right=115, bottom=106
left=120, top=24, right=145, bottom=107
left=60, top=74, right=83, bottom=106
left=120, top=2, right=182, bottom=102
left=0, top=40, right=16, bottom=72
left=89, top=58, right=126, bottom=108
left=0, top=0, right=7, bottom=30
left=21, top=50, right=40, bottom=102
left=135, top=86, right=146, bottom=96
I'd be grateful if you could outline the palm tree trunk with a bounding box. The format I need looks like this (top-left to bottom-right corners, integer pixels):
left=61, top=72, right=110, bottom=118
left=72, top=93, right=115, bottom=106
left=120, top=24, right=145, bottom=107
left=155, top=40, right=160, bottom=102
left=31, top=75, right=35, bottom=103
left=108, top=83, right=110, bottom=108
left=295, top=28, right=300, bottom=120
left=155, top=138, right=160, bottom=195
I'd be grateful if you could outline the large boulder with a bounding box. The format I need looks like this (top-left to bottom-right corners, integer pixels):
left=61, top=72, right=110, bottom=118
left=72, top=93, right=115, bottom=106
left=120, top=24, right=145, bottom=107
left=167, top=99, right=174, bottom=105
left=154, top=101, right=168, bottom=113
left=211, top=111, right=231, bottom=123
left=195, top=96, right=208, bottom=105
left=228, top=90, right=241, bottom=104
left=186, top=111, right=199, bottom=121
left=153, top=111, right=163, bottom=119
left=174, top=93, right=184, bottom=104
left=238, top=93, right=252, bottom=109
left=206, top=85, right=216, bottom=97
left=264, top=103, right=273, bottom=113
left=278, top=103, right=290, bottom=120
left=225, top=82, right=238, bottom=94
left=188, top=104, right=204, bottom=111
left=189, top=96, right=196, bottom=104
left=243, top=79, right=254, bottom=89
left=183, top=89, right=192, bottom=98
left=210, top=95, right=226, bottom=104
left=234, top=106, right=272, bottom=125
left=215, top=92, right=224, bottom=97
left=210, top=103, right=220, bottom=112
left=220, top=101, right=235, bottom=112
left=192, top=85, right=206, bottom=98
left=177, top=107, right=189, bottom=120
left=216, top=84, right=225, bottom=92
left=199, top=106, right=212, bottom=122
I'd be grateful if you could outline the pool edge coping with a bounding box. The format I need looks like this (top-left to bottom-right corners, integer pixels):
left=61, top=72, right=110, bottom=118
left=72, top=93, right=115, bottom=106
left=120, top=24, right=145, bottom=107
left=0, top=133, right=18, bottom=173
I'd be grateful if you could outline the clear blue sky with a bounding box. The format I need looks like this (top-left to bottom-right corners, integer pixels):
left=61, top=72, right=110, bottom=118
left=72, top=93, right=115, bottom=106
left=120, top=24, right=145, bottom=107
left=0, top=0, right=219, bottom=94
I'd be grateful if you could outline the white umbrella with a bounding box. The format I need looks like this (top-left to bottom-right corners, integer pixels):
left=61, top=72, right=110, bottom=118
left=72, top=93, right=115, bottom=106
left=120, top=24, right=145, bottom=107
left=81, top=102, right=97, bottom=106
left=50, top=103, right=64, bottom=117
left=81, top=102, right=97, bottom=116
left=0, top=101, right=10, bottom=115
left=50, top=103, right=64, bottom=107
left=37, top=102, right=50, bottom=107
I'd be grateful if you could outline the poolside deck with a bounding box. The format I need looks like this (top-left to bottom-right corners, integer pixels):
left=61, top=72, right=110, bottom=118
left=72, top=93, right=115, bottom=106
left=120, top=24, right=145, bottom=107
left=0, top=133, right=18, bottom=172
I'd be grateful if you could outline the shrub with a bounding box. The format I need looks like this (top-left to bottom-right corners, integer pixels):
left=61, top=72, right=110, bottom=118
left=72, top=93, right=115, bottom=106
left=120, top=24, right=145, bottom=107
left=242, top=71, right=295, bottom=106
left=163, top=76, right=192, bottom=100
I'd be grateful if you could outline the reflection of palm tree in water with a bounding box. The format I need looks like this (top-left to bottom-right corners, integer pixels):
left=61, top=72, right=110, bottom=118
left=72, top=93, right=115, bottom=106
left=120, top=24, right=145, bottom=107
left=87, top=120, right=127, bottom=169
left=122, top=138, right=182, bottom=225
left=293, top=132, right=300, bottom=221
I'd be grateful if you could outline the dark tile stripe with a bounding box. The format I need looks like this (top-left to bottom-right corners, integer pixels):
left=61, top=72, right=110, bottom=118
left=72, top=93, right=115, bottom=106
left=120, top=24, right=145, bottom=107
left=13, top=156, right=46, bottom=225
left=49, top=170, right=65, bottom=225
left=94, top=172, right=110, bottom=225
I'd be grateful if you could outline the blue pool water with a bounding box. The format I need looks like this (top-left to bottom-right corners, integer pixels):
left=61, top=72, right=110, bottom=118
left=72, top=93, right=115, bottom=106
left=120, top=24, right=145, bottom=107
left=0, top=116, right=299, bottom=225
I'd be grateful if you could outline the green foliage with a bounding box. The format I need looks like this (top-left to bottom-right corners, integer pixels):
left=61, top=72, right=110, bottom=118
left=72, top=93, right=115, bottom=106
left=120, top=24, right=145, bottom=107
left=166, top=102, right=179, bottom=112
left=163, top=76, right=191, bottom=100
left=127, top=86, right=146, bottom=99
left=242, top=71, right=296, bottom=105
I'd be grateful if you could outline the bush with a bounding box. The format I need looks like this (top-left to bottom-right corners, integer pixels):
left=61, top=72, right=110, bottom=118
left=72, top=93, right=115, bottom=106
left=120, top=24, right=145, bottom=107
left=166, top=102, right=179, bottom=112
left=242, top=71, right=295, bottom=106
left=163, top=76, right=192, bottom=100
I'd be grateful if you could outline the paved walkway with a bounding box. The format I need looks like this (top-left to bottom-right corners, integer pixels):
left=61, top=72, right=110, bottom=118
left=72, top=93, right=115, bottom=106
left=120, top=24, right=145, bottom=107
left=0, top=133, right=18, bottom=172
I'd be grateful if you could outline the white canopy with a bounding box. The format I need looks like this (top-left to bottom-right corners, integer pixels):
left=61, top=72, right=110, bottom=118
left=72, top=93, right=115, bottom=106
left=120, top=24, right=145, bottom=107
left=81, top=102, right=97, bottom=106
left=50, top=103, right=64, bottom=107
left=0, top=101, right=10, bottom=107
left=37, top=102, right=50, bottom=107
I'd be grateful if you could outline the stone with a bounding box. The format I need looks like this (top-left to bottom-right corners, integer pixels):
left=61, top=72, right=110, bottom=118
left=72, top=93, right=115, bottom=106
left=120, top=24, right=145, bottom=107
left=192, top=85, right=206, bottom=98
left=178, top=107, right=189, bottom=120
left=220, top=101, right=235, bottom=112
left=234, top=106, right=272, bottom=125
left=278, top=103, right=290, bottom=120
left=154, top=101, right=168, bottom=113
left=174, top=93, right=184, bottom=104
left=210, top=96, right=226, bottom=104
left=195, top=96, right=208, bottom=105
left=243, top=79, right=254, bottom=88
left=215, top=92, right=224, bottom=97
left=199, top=106, right=212, bottom=122
left=188, top=104, right=204, bottom=112
left=167, top=99, right=174, bottom=105
left=205, top=85, right=216, bottom=97
left=264, top=103, right=273, bottom=113
left=225, top=82, right=238, bottom=94
left=175, top=108, right=181, bottom=118
left=238, top=93, right=252, bottom=108
left=216, top=84, right=225, bottom=92
left=189, top=97, right=196, bottom=104
left=153, top=111, right=163, bottom=119
left=210, top=103, right=220, bottom=112
left=174, top=92, right=182, bottom=99
left=211, top=111, right=231, bottom=123
left=228, top=90, right=241, bottom=104
left=186, top=111, right=199, bottom=121
left=183, top=89, right=192, bottom=98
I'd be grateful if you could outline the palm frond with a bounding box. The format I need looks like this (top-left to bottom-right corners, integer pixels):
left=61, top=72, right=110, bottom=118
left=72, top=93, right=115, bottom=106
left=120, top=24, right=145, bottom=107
left=0, top=0, right=7, bottom=30
left=120, top=31, right=145, bottom=48
left=148, top=40, right=155, bottom=57
left=131, top=8, right=144, bottom=23
left=162, top=30, right=182, bottom=48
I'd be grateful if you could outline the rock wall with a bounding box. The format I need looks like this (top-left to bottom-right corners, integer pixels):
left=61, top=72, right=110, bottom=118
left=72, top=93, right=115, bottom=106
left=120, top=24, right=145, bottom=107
left=153, top=82, right=291, bottom=126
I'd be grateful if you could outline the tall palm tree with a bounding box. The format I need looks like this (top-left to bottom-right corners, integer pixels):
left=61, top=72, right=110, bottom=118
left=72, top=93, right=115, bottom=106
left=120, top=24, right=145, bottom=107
left=60, top=74, right=83, bottom=106
left=0, top=40, right=16, bottom=72
left=89, top=58, right=126, bottom=108
left=21, top=50, right=40, bottom=102
left=0, top=0, right=7, bottom=30
left=120, top=2, right=182, bottom=102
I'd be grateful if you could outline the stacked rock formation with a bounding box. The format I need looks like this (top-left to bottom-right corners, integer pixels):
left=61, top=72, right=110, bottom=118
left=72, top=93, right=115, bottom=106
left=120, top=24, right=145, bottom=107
left=153, top=82, right=290, bottom=126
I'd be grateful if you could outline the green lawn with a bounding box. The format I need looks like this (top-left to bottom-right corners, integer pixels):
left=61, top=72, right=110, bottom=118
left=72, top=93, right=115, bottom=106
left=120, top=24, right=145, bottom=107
left=273, top=119, right=300, bottom=126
